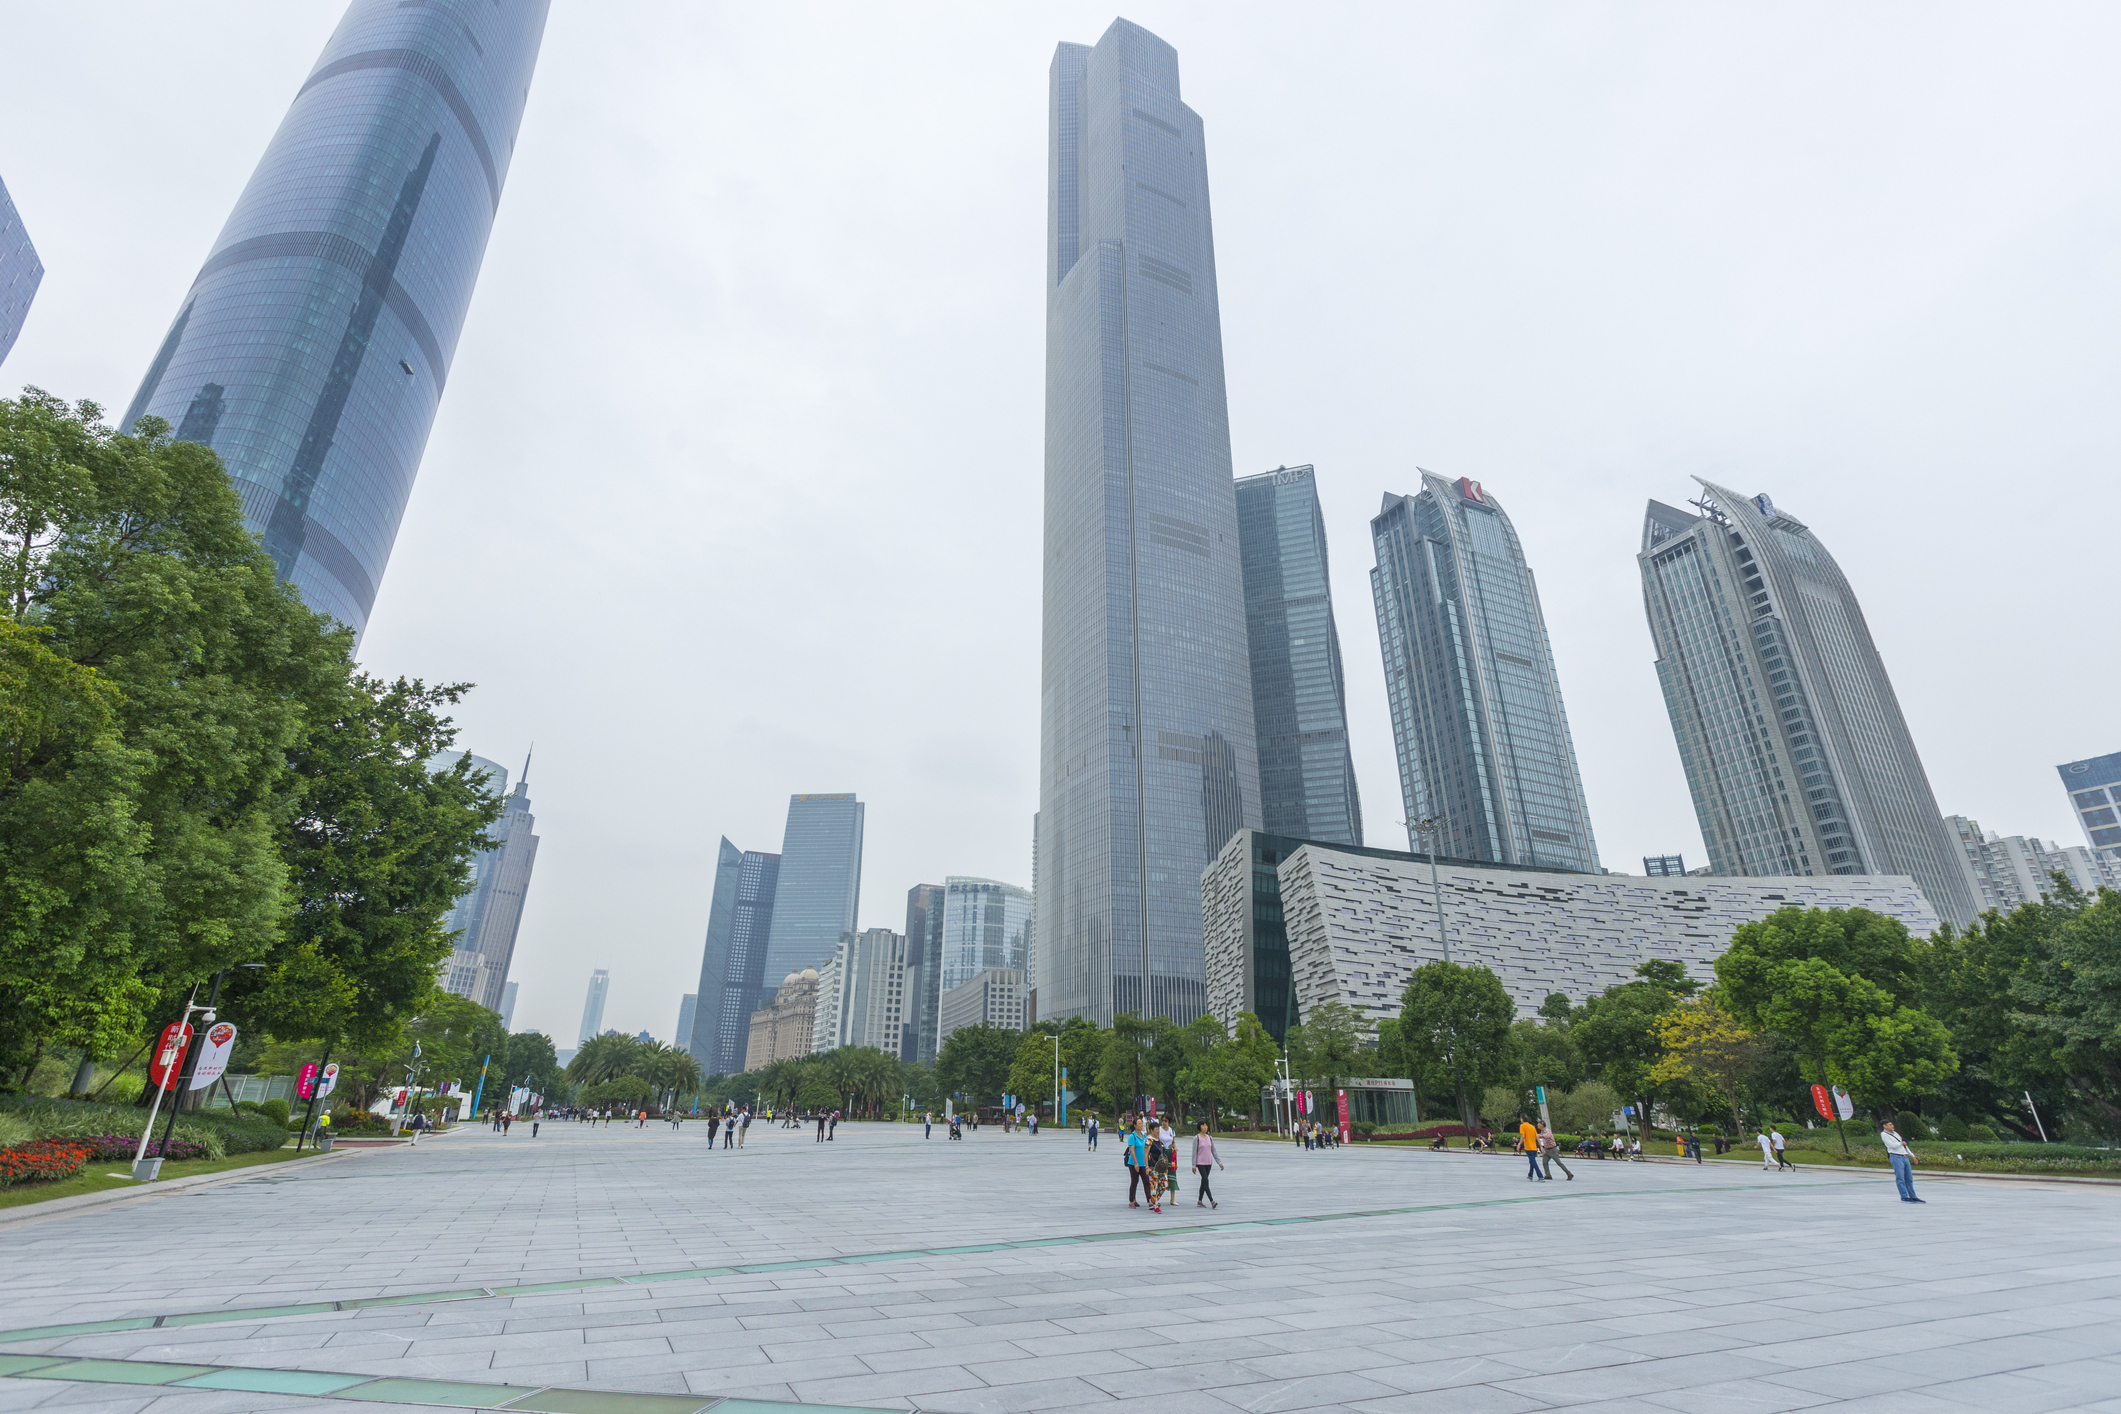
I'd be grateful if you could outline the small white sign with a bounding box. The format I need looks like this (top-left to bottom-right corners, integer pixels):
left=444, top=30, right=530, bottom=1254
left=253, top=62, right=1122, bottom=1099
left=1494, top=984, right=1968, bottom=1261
left=188, top=1023, right=239, bottom=1090
left=316, top=1062, right=340, bottom=1098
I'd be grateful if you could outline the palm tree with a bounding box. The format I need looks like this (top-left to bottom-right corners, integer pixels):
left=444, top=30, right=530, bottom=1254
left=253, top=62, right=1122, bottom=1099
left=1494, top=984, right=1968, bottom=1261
left=650, top=1047, right=703, bottom=1112
left=567, top=1032, right=643, bottom=1087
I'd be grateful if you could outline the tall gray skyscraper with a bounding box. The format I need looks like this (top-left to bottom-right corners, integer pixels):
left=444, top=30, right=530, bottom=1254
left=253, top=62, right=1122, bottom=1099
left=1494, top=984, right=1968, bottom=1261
left=903, top=883, right=945, bottom=1063
left=2057, top=750, right=2121, bottom=876
left=1372, top=474, right=1599, bottom=873
left=436, top=750, right=539, bottom=1015
left=578, top=969, right=609, bottom=1045
left=760, top=794, right=864, bottom=983
left=1236, top=465, right=1362, bottom=846
left=0, top=175, right=42, bottom=367
left=499, top=981, right=518, bottom=1032
left=1640, top=479, right=1976, bottom=925
left=121, top=0, right=548, bottom=640
left=1037, top=20, right=1259, bottom=1027
left=687, top=839, right=781, bottom=1076
left=939, top=878, right=1034, bottom=996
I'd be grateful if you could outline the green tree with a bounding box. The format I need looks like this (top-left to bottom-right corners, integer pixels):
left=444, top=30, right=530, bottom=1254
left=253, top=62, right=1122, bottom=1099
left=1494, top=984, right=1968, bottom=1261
left=936, top=1023, right=1018, bottom=1108
left=1649, top=997, right=1760, bottom=1136
left=1095, top=1012, right=1170, bottom=1114
left=1573, top=960, right=1698, bottom=1147
left=1006, top=1026, right=1064, bottom=1112
left=568, top=1032, right=645, bottom=1087
left=489, top=1030, right=566, bottom=1109
left=1284, top=1000, right=1372, bottom=1091
left=1396, top=961, right=1517, bottom=1130
left=1511, top=1016, right=1582, bottom=1096
left=1716, top=906, right=1957, bottom=1147
left=0, top=393, right=350, bottom=1077
left=1183, top=1012, right=1276, bottom=1127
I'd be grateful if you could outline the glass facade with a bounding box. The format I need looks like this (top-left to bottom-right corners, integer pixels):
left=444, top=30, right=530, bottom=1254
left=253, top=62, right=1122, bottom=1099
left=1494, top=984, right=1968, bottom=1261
left=1235, top=465, right=1363, bottom=847
left=760, top=794, right=864, bottom=983
left=939, top=877, right=1034, bottom=996
left=1371, top=474, right=1600, bottom=873
left=120, top=0, right=548, bottom=641
left=903, top=884, right=945, bottom=1063
left=0, top=174, right=41, bottom=367
left=578, top=969, right=609, bottom=1046
left=688, top=838, right=782, bottom=1076
left=2057, top=750, right=2121, bottom=874
left=1640, top=481, right=1976, bottom=925
left=434, top=750, right=538, bottom=1016
left=1037, top=20, right=1261, bottom=1028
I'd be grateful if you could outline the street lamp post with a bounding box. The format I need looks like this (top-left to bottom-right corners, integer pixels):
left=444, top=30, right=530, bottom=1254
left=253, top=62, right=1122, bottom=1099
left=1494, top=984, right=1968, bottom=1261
left=1403, top=817, right=1472, bottom=1136
left=1046, top=1033, right=1061, bottom=1128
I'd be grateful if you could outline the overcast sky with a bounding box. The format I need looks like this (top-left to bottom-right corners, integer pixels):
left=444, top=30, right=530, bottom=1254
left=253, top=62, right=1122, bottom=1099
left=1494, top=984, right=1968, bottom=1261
left=5, top=3, right=2118, bottom=1046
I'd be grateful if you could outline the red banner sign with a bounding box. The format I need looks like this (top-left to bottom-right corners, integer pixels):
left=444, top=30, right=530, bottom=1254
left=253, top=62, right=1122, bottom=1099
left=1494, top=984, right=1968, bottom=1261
left=1811, top=1083, right=1834, bottom=1121
left=1336, top=1089, right=1351, bottom=1145
left=297, top=1062, right=319, bottom=1099
left=148, top=1021, right=193, bottom=1092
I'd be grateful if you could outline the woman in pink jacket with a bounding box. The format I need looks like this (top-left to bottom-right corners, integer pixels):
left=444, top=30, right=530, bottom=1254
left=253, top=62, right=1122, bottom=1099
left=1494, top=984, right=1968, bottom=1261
left=1192, top=1122, right=1225, bottom=1208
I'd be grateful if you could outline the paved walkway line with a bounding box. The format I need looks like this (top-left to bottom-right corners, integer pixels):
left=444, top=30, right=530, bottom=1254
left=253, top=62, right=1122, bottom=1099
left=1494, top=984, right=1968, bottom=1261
left=0, top=1176, right=1868, bottom=1345
left=0, top=1146, right=359, bottom=1231
left=0, top=1350, right=886, bottom=1413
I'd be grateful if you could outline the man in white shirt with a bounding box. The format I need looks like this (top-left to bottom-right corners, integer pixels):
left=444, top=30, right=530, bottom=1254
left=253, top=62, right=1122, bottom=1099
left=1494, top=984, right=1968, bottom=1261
left=1756, top=1130, right=1775, bottom=1169
left=1770, top=1128, right=1795, bottom=1171
left=1880, top=1121, right=1923, bottom=1202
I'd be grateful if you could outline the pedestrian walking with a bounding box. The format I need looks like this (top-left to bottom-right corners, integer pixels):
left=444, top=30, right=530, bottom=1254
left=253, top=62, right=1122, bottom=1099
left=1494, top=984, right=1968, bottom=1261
left=1087, top=1114, right=1099, bottom=1150
left=1772, top=1128, right=1795, bottom=1171
left=1756, top=1130, right=1774, bottom=1169
left=1192, top=1122, right=1222, bottom=1208
left=531, top=1118, right=540, bottom=1138
left=723, top=1116, right=735, bottom=1148
left=816, top=1113, right=827, bottom=1143
left=739, top=1109, right=751, bottom=1146
left=1880, top=1121, right=1924, bottom=1203
left=1144, top=1124, right=1168, bottom=1212
left=708, top=1115, right=721, bottom=1147
left=923, top=1110, right=932, bottom=1139
left=1124, top=1121, right=1151, bottom=1209
left=1519, top=1117, right=1545, bottom=1180
left=1538, top=1120, right=1572, bottom=1181
left=501, top=1111, right=512, bottom=1136
left=829, top=1111, right=838, bottom=1140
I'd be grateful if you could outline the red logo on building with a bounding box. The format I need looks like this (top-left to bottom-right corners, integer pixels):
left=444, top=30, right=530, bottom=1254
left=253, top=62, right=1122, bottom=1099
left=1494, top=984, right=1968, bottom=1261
left=1458, top=478, right=1486, bottom=504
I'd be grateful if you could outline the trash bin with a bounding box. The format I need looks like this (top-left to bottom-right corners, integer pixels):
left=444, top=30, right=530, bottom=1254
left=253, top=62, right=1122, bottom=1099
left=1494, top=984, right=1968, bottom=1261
left=317, top=1130, right=334, bottom=1153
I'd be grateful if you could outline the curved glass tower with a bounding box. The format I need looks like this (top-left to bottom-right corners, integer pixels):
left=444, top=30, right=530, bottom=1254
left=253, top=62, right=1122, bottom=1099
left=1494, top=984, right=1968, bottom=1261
left=122, top=0, right=548, bottom=638
left=1372, top=473, right=1600, bottom=874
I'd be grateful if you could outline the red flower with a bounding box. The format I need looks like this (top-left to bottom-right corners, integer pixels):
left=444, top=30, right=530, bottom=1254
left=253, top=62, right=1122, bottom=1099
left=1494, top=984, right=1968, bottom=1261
left=0, top=1139, right=92, bottom=1185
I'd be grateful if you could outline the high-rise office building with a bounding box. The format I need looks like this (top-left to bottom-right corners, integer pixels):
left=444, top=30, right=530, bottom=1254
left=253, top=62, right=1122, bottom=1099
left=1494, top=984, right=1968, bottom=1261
left=499, top=981, right=518, bottom=1033
left=903, top=884, right=945, bottom=1063
left=1946, top=815, right=2115, bottom=914
left=2058, top=750, right=2121, bottom=875
left=1372, top=474, right=1599, bottom=873
left=1037, top=20, right=1260, bottom=1027
left=812, top=928, right=908, bottom=1054
left=939, top=878, right=1034, bottom=998
left=119, top=1, right=548, bottom=640
left=674, top=995, right=697, bottom=1055
left=937, top=970, right=1027, bottom=1048
left=760, top=794, right=863, bottom=982
left=1643, top=855, right=1688, bottom=878
left=687, top=840, right=781, bottom=1076
left=1235, top=464, right=1363, bottom=847
left=577, top=969, right=609, bottom=1045
left=435, top=750, right=539, bottom=1015
left=0, top=175, right=42, bottom=367
left=1640, top=480, right=1976, bottom=925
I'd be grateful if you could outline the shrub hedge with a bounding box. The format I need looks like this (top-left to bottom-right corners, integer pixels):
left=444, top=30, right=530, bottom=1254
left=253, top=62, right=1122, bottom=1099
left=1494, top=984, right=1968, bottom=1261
left=0, top=1138, right=92, bottom=1185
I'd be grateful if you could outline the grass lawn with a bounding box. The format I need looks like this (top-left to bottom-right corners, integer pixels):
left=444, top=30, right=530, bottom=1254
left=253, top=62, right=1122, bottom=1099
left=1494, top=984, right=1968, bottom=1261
left=0, top=1144, right=314, bottom=1211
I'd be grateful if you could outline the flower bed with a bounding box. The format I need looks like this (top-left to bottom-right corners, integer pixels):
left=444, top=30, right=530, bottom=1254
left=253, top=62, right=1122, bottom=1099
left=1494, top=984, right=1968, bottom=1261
left=0, top=1138, right=93, bottom=1185
left=73, top=1134, right=213, bottom=1163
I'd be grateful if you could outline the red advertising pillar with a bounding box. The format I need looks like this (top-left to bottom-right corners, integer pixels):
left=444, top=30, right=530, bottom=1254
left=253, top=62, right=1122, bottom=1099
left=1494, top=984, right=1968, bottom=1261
left=1336, top=1089, right=1351, bottom=1145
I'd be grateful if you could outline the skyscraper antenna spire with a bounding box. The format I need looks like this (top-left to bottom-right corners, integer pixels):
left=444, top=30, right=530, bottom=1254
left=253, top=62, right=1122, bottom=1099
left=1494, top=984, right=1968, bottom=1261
left=520, top=743, right=533, bottom=786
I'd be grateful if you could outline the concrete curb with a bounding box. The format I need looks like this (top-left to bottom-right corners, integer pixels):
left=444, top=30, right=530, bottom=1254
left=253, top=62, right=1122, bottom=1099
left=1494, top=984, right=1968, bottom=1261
left=0, top=1146, right=359, bottom=1229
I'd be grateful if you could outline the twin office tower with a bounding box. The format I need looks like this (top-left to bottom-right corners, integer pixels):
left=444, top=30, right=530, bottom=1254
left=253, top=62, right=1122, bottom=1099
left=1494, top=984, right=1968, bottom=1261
left=1035, top=20, right=1600, bottom=1029
left=1036, top=20, right=1977, bottom=1031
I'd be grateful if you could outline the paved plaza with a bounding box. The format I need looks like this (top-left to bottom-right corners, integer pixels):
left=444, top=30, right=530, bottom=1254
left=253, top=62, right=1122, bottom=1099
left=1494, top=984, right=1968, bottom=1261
left=1, top=1119, right=2118, bottom=1414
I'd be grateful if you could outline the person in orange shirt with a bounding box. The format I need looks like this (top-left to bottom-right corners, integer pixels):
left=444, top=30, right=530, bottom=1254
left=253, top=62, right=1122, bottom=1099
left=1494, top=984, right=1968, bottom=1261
left=1520, top=1117, right=1545, bottom=1181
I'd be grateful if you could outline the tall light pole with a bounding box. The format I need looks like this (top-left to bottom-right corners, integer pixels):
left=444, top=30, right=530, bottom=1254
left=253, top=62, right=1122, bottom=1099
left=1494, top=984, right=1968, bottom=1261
left=1402, top=817, right=1471, bottom=1135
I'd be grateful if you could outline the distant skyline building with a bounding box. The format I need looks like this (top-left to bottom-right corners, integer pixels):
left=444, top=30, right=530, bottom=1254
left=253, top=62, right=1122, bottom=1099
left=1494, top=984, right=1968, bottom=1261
left=761, top=794, right=864, bottom=983
left=1037, top=19, right=1260, bottom=1028
left=435, top=750, right=539, bottom=1015
left=499, top=981, right=518, bottom=1032
left=2057, top=750, right=2121, bottom=875
left=937, top=969, right=1027, bottom=1048
left=1640, top=480, right=1976, bottom=925
left=1372, top=474, right=1600, bottom=873
left=1235, top=465, right=1363, bottom=847
left=0, top=174, right=42, bottom=366
left=744, top=967, right=818, bottom=1071
left=939, top=878, right=1034, bottom=997
left=903, top=884, right=945, bottom=1064
left=577, top=969, right=609, bottom=1045
left=687, top=839, right=781, bottom=1076
left=674, top=994, right=697, bottom=1055
left=1644, top=855, right=1687, bottom=877
left=119, top=0, right=548, bottom=640
left=1946, top=815, right=2115, bottom=914
left=812, top=928, right=908, bottom=1054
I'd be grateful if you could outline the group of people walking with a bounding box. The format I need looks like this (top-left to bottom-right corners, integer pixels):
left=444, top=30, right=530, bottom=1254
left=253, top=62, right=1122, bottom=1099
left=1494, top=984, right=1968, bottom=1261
left=1118, top=1115, right=1224, bottom=1213
left=1515, top=1118, right=1574, bottom=1180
